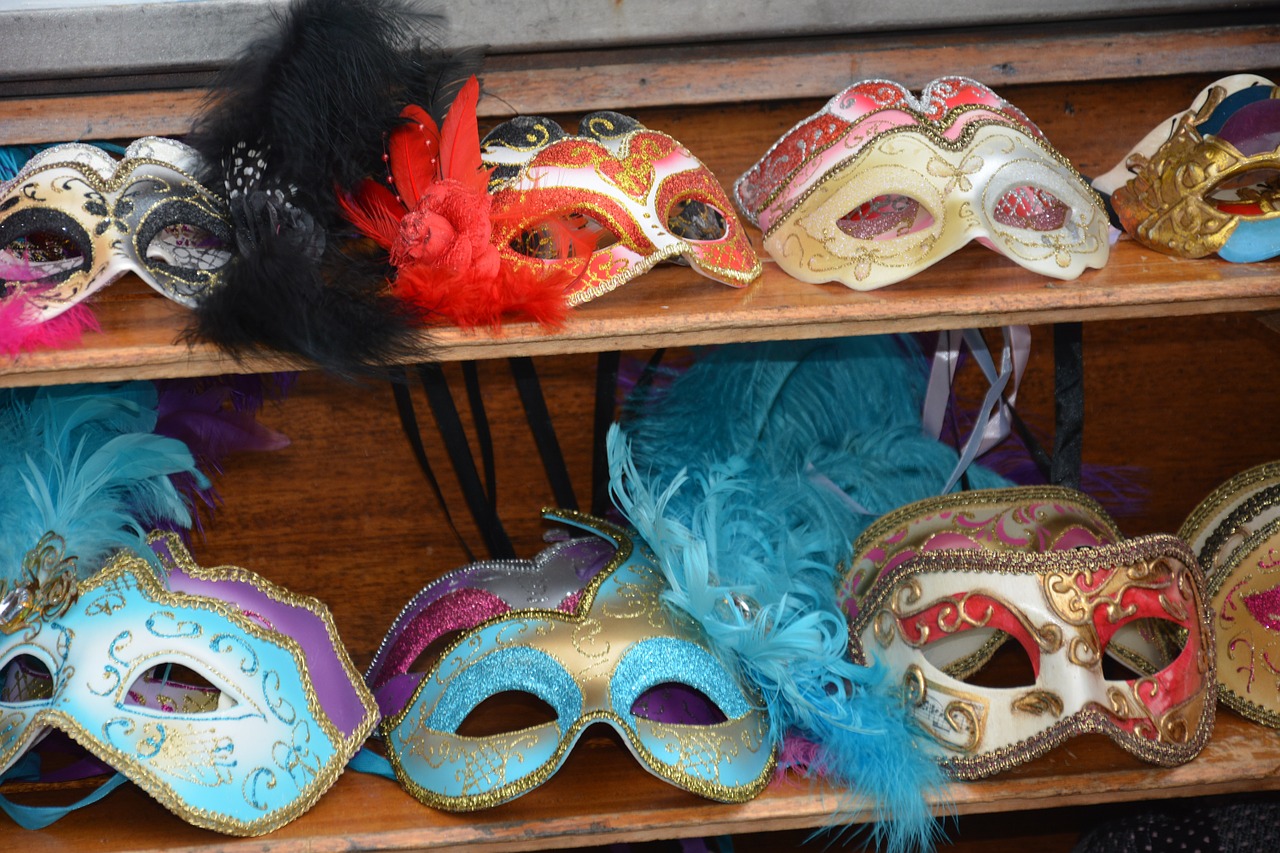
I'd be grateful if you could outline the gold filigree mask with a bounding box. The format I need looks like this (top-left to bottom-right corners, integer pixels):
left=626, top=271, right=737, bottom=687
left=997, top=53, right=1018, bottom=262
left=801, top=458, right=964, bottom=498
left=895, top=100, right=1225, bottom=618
left=377, top=511, right=774, bottom=810
left=1111, top=80, right=1280, bottom=261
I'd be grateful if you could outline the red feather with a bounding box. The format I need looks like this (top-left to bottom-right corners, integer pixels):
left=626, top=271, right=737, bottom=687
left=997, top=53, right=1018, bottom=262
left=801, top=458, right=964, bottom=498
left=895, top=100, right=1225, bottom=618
left=338, top=178, right=406, bottom=250
left=388, top=105, right=441, bottom=208
left=439, top=77, right=489, bottom=193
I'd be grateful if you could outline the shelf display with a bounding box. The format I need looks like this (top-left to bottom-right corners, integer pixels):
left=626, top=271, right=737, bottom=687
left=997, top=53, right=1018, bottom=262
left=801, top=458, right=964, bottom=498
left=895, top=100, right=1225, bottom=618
left=0, top=6, right=1279, bottom=851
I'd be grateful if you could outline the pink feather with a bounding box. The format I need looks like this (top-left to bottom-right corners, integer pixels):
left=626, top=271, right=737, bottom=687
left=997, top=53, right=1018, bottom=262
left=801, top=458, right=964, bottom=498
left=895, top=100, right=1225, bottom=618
left=0, top=290, right=100, bottom=355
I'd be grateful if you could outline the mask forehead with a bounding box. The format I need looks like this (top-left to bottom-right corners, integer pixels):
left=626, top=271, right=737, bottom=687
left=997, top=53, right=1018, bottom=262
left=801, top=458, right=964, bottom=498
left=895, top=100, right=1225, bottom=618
left=855, top=535, right=1214, bottom=779
left=736, top=75, right=1043, bottom=229
left=841, top=485, right=1123, bottom=618
left=383, top=512, right=773, bottom=809
left=0, top=536, right=375, bottom=836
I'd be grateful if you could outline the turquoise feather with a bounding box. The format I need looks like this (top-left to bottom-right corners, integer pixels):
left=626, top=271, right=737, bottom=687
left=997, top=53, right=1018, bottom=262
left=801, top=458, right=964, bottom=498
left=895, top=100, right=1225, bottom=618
left=0, top=383, right=207, bottom=582
left=609, top=335, right=1015, bottom=852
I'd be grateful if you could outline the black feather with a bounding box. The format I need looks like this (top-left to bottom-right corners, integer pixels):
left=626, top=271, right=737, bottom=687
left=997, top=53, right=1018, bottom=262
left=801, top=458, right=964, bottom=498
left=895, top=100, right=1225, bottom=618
left=183, top=0, right=477, bottom=376
left=188, top=0, right=463, bottom=218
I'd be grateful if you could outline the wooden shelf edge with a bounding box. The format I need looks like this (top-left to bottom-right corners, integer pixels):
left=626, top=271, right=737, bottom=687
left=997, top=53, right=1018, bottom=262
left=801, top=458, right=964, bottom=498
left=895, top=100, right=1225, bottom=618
left=3, top=243, right=1279, bottom=387
left=13, top=712, right=1280, bottom=853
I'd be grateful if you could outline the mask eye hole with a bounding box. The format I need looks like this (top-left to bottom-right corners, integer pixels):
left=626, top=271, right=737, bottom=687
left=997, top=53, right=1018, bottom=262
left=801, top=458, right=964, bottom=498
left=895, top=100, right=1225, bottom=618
left=630, top=682, right=729, bottom=724
left=123, top=662, right=232, bottom=714
left=1, top=655, right=54, bottom=703
left=1, top=232, right=87, bottom=285
left=510, top=213, right=619, bottom=258
left=1102, top=616, right=1188, bottom=681
left=992, top=187, right=1069, bottom=231
left=1209, top=168, right=1280, bottom=215
left=836, top=194, right=933, bottom=239
left=456, top=691, right=558, bottom=736
left=923, top=629, right=1039, bottom=688
left=667, top=199, right=727, bottom=241
left=143, top=223, right=233, bottom=272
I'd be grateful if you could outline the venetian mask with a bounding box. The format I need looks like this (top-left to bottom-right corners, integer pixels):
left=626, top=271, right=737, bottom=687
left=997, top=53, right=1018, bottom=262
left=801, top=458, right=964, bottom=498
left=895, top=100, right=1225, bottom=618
left=0, top=532, right=376, bottom=835
left=1110, top=77, right=1280, bottom=261
left=0, top=137, right=232, bottom=323
left=844, top=487, right=1214, bottom=778
left=373, top=510, right=774, bottom=809
left=480, top=112, right=762, bottom=306
left=735, top=76, right=1110, bottom=289
left=1180, top=461, right=1280, bottom=728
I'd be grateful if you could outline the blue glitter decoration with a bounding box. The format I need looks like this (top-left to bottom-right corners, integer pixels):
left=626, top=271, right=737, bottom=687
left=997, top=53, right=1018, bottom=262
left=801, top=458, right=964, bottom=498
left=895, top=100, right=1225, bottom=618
left=428, top=646, right=582, bottom=734
left=611, top=637, right=750, bottom=721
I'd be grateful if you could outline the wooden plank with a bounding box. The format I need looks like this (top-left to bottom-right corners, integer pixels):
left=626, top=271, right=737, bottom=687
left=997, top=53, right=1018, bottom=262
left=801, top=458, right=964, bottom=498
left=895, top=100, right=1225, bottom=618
left=0, top=3, right=1267, bottom=86
left=3, top=239, right=1280, bottom=388
left=1, top=18, right=1276, bottom=145
left=7, top=711, right=1279, bottom=852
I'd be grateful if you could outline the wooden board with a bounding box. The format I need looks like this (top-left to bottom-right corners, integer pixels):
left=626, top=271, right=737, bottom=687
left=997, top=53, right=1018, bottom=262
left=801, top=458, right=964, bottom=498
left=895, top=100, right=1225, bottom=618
left=5, top=712, right=1278, bottom=852
left=2, top=18, right=1277, bottom=144
left=3, top=240, right=1279, bottom=388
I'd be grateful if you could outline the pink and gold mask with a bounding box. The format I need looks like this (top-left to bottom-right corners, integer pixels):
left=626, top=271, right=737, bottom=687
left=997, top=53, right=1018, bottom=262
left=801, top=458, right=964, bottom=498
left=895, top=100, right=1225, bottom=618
left=845, top=487, right=1214, bottom=779
left=0, top=138, right=231, bottom=322
left=481, top=112, right=761, bottom=306
left=1181, top=461, right=1280, bottom=728
left=735, top=76, right=1109, bottom=289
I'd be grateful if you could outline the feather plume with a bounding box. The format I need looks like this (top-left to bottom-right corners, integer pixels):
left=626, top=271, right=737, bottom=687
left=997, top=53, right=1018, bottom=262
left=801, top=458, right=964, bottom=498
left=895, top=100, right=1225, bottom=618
left=338, top=180, right=405, bottom=252
left=152, top=376, right=291, bottom=534
left=186, top=0, right=461, bottom=220
left=606, top=335, right=1019, bottom=851
left=438, top=77, right=486, bottom=191
left=389, top=106, right=442, bottom=209
left=0, top=383, right=207, bottom=582
left=0, top=290, right=99, bottom=356
left=340, top=74, right=589, bottom=329
left=183, top=0, right=477, bottom=376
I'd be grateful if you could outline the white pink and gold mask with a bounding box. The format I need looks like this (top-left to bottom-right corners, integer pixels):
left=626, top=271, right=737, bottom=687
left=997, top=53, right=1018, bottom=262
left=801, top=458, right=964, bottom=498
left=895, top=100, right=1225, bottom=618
left=843, top=486, right=1214, bottom=778
left=735, top=76, right=1110, bottom=289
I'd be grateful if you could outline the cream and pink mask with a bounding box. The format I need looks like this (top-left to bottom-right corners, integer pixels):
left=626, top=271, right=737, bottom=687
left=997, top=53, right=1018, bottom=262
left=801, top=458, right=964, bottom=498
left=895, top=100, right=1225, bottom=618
left=480, top=112, right=761, bottom=306
left=735, top=76, right=1109, bottom=289
left=842, top=487, right=1213, bottom=779
left=1180, top=461, right=1280, bottom=729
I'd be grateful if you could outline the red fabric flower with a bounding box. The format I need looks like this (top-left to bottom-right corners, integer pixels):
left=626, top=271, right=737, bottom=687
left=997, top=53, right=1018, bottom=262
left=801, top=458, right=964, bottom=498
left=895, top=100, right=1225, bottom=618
left=390, top=179, right=500, bottom=283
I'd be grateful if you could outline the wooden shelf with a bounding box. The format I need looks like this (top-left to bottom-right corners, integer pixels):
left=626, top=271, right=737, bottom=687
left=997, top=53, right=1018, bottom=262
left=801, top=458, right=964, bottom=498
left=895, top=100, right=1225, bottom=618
left=5, top=239, right=1280, bottom=388
left=9, top=711, right=1279, bottom=852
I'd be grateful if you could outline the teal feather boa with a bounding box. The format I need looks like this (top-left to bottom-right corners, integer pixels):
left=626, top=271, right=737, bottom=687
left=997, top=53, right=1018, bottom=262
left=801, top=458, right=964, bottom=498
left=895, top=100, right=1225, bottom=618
left=608, top=335, right=1014, bottom=851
